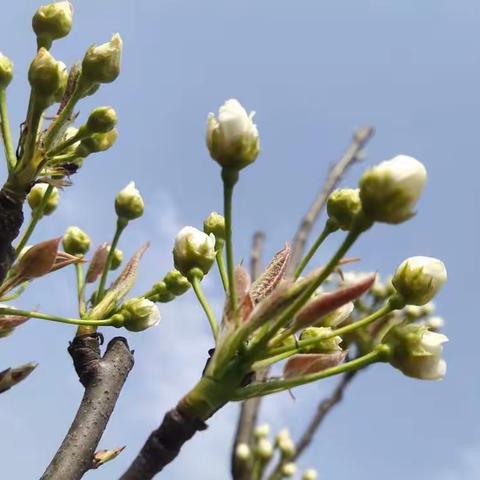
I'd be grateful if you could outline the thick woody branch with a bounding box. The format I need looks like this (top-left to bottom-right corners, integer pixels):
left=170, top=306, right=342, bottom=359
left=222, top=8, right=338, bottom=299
left=41, top=334, right=134, bottom=480
left=287, top=127, right=375, bottom=277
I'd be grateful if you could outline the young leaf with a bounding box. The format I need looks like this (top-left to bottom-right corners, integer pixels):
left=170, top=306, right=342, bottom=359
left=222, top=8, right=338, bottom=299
left=283, top=352, right=347, bottom=379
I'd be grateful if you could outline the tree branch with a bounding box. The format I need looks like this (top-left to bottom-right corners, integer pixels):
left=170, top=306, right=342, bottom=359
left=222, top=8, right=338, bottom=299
left=286, top=127, right=375, bottom=277
left=41, top=334, right=134, bottom=480
left=231, top=231, right=266, bottom=480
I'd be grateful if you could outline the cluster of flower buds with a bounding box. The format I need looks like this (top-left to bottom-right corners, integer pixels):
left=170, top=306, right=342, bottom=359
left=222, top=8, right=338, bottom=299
left=146, top=269, right=191, bottom=303
left=111, top=297, right=160, bottom=332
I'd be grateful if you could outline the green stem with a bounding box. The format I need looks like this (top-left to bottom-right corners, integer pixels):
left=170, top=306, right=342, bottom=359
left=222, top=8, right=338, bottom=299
left=0, top=282, right=28, bottom=302
left=75, top=262, right=86, bottom=317
left=190, top=274, right=218, bottom=339
left=96, top=217, right=127, bottom=302
left=294, top=223, right=333, bottom=279
left=45, top=128, right=85, bottom=157
left=234, top=347, right=386, bottom=400
left=265, top=303, right=394, bottom=359
left=251, top=459, right=266, bottom=480
left=215, top=240, right=229, bottom=292
left=0, top=307, right=114, bottom=327
left=20, top=99, right=43, bottom=171
left=15, top=184, right=54, bottom=257
left=222, top=168, right=239, bottom=313
left=0, top=89, right=16, bottom=171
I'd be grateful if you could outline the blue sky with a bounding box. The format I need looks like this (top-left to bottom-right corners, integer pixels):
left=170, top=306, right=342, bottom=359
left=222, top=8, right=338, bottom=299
left=0, top=1, right=478, bottom=478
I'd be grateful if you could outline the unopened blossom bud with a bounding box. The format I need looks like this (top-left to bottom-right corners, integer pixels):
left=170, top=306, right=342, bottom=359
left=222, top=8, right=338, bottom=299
left=203, top=211, right=226, bottom=242
left=81, top=33, right=122, bottom=84
left=117, top=297, right=160, bottom=332
left=392, top=256, right=447, bottom=306
left=27, top=183, right=59, bottom=215
left=32, top=2, right=73, bottom=47
left=254, top=424, right=270, bottom=439
left=62, top=226, right=90, bottom=255
left=302, top=469, right=318, bottom=480
left=281, top=462, right=297, bottom=477
left=107, top=246, right=123, bottom=270
left=327, top=188, right=362, bottom=231
left=385, top=324, right=448, bottom=380
left=359, top=155, right=427, bottom=224
left=173, top=226, right=216, bottom=277
left=425, top=316, right=444, bottom=331
left=404, top=305, right=424, bottom=319
left=0, top=53, right=13, bottom=89
left=85, top=106, right=117, bottom=134
left=28, top=48, right=64, bottom=105
left=299, top=327, right=342, bottom=354
left=255, top=438, right=273, bottom=461
left=278, top=437, right=295, bottom=458
left=76, top=129, right=118, bottom=156
left=53, top=61, right=68, bottom=103
left=148, top=281, right=175, bottom=303
left=234, top=443, right=251, bottom=462
left=164, top=269, right=190, bottom=296
left=207, top=98, right=259, bottom=170
left=115, top=181, right=144, bottom=221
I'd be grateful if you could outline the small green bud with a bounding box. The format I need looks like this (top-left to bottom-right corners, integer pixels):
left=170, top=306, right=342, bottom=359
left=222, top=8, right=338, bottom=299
left=62, top=226, right=90, bottom=255
left=85, top=106, right=117, bottom=134
left=81, top=33, right=122, bottom=84
left=302, top=469, right=318, bottom=480
left=207, top=99, right=259, bottom=170
left=173, top=226, right=216, bottom=277
left=106, top=246, right=123, bottom=270
left=27, top=183, right=59, bottom=215
left=115, top=181, right=144, bottom=221
left=392, top=256, right=447, bottom=306
left=327, top=188, right=362, bottom=231
left=299, top=327, right=342, bottom=354
left=0, top=53, right=13, bottom=89
left=32, top=1, right=73, bottom=47
left=76, top=129, right=118, bottom=157
left=149, top=281, right=175, bottom=303
left=28, top=48, right=64, bottom=105
left=203, top=211, right=226, bottom=241
left=118, top=297, right=160, bottom=332
left=164, top=269, right=190, bottom=296
left=272, top=328, right=296, bottom=348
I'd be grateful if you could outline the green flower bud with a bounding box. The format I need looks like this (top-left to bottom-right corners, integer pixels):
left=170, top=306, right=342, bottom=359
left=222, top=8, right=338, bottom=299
left=27, top=183, right=59, bottom=215
left=254, top=424, right=270, bottom=439
left=173, top=226, right=216, bottom=277
left=86, top=106, right=117, bottom=134
left=81, top=33, right=122, bottom=84
left=164, top=269, right=190, bottom=296
left=76, top=129, right=118, bottom=157
left=32, top=1, right=73, bottom=47
left=0, top=53, right=13, bottom=89
left=118, top=297, right=160, bottom=332
left=255, top=438, right=273, bottom=461
left=149, top=281, right=175, bottom=303
left=327, top=188, right=362, bottom=231
left=299, top=327, right=342, bottom=353
left=62, top=226, right=90, bottom=255
left=203, top=211, right=226, bottom=242
left=107, top=246, right=123, bottom=270
left=28, top=48, right=64, bottom=104
left=302, top=469, right=318, bottom=480
left=115, top=181, right=144, bottom=221
left=392, top=256, right=447, bottom=306
left=359, top=155, right=427, bottom=224
left=385, top=323, right=448, bottom=380
left=207, top=99, right=259, bottom=171
left=53, top=61, right=68, bottom=103
left=281, top=463, right=297, bottom=477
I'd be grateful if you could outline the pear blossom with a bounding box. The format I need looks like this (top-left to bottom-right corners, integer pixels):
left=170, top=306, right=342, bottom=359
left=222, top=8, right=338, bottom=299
left=120, top=297, right=160, bottom=332
left=115, top=181, right=144, bottom=220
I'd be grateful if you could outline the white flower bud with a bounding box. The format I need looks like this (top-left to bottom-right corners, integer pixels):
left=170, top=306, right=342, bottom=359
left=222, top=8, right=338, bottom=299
left=115, top=181, right=144, bottom=221
left=207, top=98, right=259, bottom=170
left=255, top=438, right=273, bottom=461
left=302, top=469, right=318, bottom=480
left=278, top=437, right=296, bottom=458
left=173, top=226, right=216, bottom=277
left=81, top=33, right=122, bottom=84
left=254, top=423, right=270, bottom=439
left=386, top=324, right=448, bottom=380
left=424, top=316, right=444, bottom=331
left=281, top=462, right=297, bottom=477
left=203, top=211, right=226, bottom=242
left=392, top=256, right=447, bottom=306
left=234, top=443, right=251, bottom=462
left=0, top=53, right=13, bottom=89
left=32, top=1, right=73, bottom=47
left=359, top=155, right=427, bottom=224
left=118, top=297, right=160, bottom=332
left=326, top=188, right=362, bottom=231
left=27, top=183, right=59, bottom=215
left=63, top=226, right=90, bottom=255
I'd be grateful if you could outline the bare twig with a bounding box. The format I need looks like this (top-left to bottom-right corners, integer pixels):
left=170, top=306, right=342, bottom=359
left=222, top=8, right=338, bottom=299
left=286, top=127, right=375, bottom=277
left=231, top=231, right=266, bottom=480
left=41, top=334, right=134, bottom=480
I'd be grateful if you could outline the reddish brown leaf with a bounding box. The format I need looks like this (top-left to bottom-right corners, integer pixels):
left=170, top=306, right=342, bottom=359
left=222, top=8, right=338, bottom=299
left=15, top=238, right=61, bottom=280
left=283, top=351, right=347, bottom=379
left=50, top=251, right=85, bottom=272
left=0, top=362, right=38, bottom=394
left=0, top=314, right=29, bottom=338
left=86, top=242, right=109, bottom=283
left=92, top=446, right=126, bottom=469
